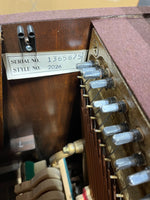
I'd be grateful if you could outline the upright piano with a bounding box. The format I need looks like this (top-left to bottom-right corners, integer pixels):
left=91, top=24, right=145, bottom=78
left=0, top=6, right=150, bottom=200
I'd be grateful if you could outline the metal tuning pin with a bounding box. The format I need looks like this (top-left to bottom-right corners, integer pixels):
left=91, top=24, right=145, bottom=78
left=127, top=168, right=150, bottom=186
left=101, top=100, right=127, bottom=113
left=82, top=67, right=97, bottom=74
left=27, top=25, right=36, bottom=52
left=83, top=66, right=110, bottom=79
left=76, top=61, right=109, bottom=80
left=140, top=194, right=150, bottom=200
left=89, top=77, right=114, bottom=89
left=103, top=123, right=128, bottom=136
left=115, top=152, right=145, bottom=171
left=112, top=128, right=143, bottom=146
left=83, top=69, right=103, bottom=79
left=76, top=61, right=96, bottom=69
left=17, top=25, right=25, bottom=52
left=93, top=97, right=116, bottom=108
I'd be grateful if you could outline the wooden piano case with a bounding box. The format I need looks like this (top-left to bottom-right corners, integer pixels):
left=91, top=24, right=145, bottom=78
left=0, top=7, right=150, bottom=200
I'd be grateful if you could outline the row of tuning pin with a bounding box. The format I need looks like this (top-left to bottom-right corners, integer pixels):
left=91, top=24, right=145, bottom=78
left=103, top=124, right=148, bottom=187
left=77, top=61, right=126, bottom=113
left=77, top=61, right=150, bottom=199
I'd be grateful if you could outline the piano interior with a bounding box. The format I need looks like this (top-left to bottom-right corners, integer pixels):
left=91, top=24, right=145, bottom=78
left=0, top=7, right=150, bottom=200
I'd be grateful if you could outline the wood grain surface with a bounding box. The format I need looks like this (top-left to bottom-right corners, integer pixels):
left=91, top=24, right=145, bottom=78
left=2, top=18, right=91, bottom=157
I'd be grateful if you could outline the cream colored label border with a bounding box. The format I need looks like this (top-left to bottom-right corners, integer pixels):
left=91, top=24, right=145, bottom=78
left=2, top=50, right=87, bottom=80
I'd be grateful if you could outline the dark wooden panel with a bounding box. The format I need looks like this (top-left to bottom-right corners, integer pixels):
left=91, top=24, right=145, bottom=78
left=2, top=19, right=91, bottom=158
left=2, top=18, right=91, bottom=53
left=4, top=72, right=81, bottom=158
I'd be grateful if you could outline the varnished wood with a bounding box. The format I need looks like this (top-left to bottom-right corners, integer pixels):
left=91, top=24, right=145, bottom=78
left=2, top=19, right=91, bottom=53
left=2, top=19, right=92, bottom=158
left=3, top=72, right=81, bottom=158
left=1, top=8, right=150, bottom=200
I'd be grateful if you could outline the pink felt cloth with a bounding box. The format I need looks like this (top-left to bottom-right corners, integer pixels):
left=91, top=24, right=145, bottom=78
left=0, top=7, right=150, bottom=24
left=92, top=17, right=150, bottom=119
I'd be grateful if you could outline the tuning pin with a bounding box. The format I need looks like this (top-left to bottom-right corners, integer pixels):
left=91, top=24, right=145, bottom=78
left=115, top=152, right=145, bottom=171
left=101, top=100, right=127, bottom=113
left=89, top=77, right=114, bottom=89
left=112, top=129, right=143, bottom=146
left=127, top=168, right=150, bottom=186
left=83, top=69, right=103, bottom=79
left=83, top=67, right=110, bottom=80
left=93, top=97, right=116, bottom=108
left=76, top=61, right=96, bottom=69
left=140, top=194, right=150, bottom=200
left=103, top=123, right=128, bottom=136
left=81, top=67, right=97, bottom=74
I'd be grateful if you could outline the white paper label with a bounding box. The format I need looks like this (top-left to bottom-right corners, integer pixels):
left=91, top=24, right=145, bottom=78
left=2, top=50, right=87, bottom=80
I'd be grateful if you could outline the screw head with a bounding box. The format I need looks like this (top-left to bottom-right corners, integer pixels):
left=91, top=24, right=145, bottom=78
left=25, top=45, right=32, bottom=52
